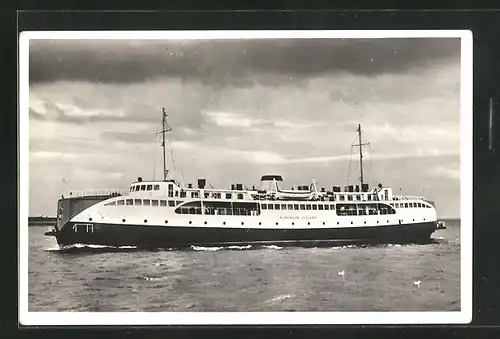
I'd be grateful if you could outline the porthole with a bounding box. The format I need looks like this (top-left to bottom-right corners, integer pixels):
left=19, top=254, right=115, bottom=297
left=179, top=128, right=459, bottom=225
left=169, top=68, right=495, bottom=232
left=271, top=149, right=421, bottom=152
left=413, top=219, right=415, bottom=222
left=165, top=220, right=168, bottom=224
left=276, top=222, right=278, bottom=225
left=144, top=219, right=147, bottom=223
left=258, top=222, right=261, bottom=225
left=241, top=222, right=244, bottom=225
left=223, top=221, right=226, bottom=225
left=351, top=221, right=353, bottom=224
left=337, top=222, right=339, bottom=225
left=89, top=218, right=92, bottom=221
left=122, top=219, right=126, bottom=222
left=307, top=222, right=310, bottom=225
left=377, top=221, right=379, bottom=223
left=423, top=218, right=426, bottom=221
left=364, top=221, right=366, bottom=224
left=322, top=222, right=325, bottom=225
left=292, top=222, right=295, bottom=225
left=189, top=221, right=192, bottom=224
left=204, top=221, right=207, bottom=225
left=387, top=220, right=389, bottom=223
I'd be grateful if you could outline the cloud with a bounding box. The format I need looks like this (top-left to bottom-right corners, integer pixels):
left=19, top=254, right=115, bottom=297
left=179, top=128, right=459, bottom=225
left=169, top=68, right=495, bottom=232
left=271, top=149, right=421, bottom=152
left=428, top=165, right=460, bottom=180
left=29, top=38, right=460, bottom=85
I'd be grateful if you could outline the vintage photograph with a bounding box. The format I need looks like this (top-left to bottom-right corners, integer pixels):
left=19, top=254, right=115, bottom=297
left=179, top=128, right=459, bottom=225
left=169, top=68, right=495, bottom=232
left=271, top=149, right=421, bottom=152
left=19, top=30, right=472, bottom=325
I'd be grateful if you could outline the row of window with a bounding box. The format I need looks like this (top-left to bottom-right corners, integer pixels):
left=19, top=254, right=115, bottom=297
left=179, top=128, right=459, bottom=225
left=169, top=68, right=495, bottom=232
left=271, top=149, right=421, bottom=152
left=262, top=203, right=336, bottom=211
left=130, top=184, right=161, bottom=192
left=391, top=202, right=430, bottom=208
left=105, top=199, right=178, bottom=207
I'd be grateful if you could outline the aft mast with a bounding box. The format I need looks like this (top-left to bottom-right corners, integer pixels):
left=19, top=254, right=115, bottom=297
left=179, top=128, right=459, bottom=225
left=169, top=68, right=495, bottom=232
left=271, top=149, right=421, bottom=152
left=354, top=124, right=370, bottom=187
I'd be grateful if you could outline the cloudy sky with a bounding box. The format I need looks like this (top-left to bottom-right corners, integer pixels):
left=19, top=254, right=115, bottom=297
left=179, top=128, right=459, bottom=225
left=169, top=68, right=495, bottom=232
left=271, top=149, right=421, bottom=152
left=27, top=36, right=461, bottom=218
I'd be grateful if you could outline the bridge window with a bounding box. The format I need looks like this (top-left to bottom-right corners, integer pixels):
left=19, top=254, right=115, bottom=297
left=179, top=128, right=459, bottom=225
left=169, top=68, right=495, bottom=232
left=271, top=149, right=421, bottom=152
left=226, top=193, right=232, bottom=199
left=175, top=191, right=179, bottom=197
left=147, top=185, right=153, bottom=191
left=105, top=201, right=116, bottom=206
left=180, top=191, right=187, bottom=198
left=405, top=203, right=408, bottom=208
left=141, top=185, right=146, bottom=191
left=237, top=193, right=244, bottom=199
left=191, top=192, right=199, bottom=198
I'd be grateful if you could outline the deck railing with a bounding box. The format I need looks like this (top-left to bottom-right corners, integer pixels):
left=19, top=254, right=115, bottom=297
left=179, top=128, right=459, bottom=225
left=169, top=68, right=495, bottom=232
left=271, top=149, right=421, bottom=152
left=64, top=188, right=127, bottom=198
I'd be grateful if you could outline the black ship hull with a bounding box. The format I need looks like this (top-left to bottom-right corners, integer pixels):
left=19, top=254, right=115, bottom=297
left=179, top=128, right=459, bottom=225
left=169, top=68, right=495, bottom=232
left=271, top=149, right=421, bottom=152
left=53, top=221, right=439, bottom=249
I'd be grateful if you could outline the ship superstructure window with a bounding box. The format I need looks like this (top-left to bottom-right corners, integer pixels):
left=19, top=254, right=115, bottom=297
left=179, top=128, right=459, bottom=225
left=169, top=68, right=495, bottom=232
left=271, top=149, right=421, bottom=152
left=175, top=191, right=179, bottom=197
left=294, top=204, right=299, bottom=210
left=312, top=205, right=317, bottom=210
left=147, top=185, right=153, bottom=191
left=143, top=199, right=151, bottom=206
left=318, top=205, right=323, bottom=210
left=226, top=193, right=232, bottom=199
left=306, top=205, right=312, bottom=210
left=176, top=201, right=260, bottom=216
left=154, top=185, right=160, bottom=191
left=282, top=204, right=287, bottom=210
left=141, top=185, right=146, bottom=191
left=191, top=192, right=199, bottom=198
left=152, top=200, right=159, bottom=206
left=105, top=201, right=116, bottom=206
left=168, top=184, right=173, bottom=197
left=275, top=204, right=280, bottom=210
left=134, top=199, right=142, bottom=205
left=160, top=200, right=167, bottom=207
left=405, top=203, right=409, bottom=208
left=268, top=204, right=274, bottom=210
left=300, top=204, right=305, bottom=210
left=126, top=199, right=133, bottom=205
left=180, top=191, right=187, bottom=198
left=117, top=200, right=124, bottom=205
left=261, top=204, right=267, bottom=210
left=287, top=204, right=293, bottom=210
left=340, top=195, right=345, bottom=201
left=168, top=201, right=175, bottom=207
left=324, top=205, right=329, bottom=210
left=348, top=195, right=353, bottom=201
left=237, top=193, right=244, bottom=200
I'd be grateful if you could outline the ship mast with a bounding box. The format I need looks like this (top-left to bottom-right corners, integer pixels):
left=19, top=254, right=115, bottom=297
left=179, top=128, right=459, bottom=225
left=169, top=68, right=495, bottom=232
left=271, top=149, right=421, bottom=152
left=157, top=107, right=171, bottom=181
left=354, top=123, right=370, bottom=187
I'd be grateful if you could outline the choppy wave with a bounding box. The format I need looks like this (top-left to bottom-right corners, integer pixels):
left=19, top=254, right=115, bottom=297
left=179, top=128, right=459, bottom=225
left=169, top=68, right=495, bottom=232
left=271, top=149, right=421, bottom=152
left=45, top=243, right=138, bottom=252
left=262, top=245, right=283, bottom=250
left=138, top=275, right=169, bottom=281
left=190, top=245, right=224, bottom=252
left=269, top=294, right=293, bottom=303
left=227, top=245, right=252, bottom=250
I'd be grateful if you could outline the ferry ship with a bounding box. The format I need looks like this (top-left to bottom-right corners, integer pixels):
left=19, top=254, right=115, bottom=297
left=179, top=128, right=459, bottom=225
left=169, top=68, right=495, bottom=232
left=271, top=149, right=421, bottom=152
left=48, top=108, right=444, bottom=248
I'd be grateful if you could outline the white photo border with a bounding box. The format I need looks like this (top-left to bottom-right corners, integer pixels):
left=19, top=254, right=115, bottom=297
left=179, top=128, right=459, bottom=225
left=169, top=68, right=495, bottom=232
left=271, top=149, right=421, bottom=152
left=18, top=29, right=473, bottom=325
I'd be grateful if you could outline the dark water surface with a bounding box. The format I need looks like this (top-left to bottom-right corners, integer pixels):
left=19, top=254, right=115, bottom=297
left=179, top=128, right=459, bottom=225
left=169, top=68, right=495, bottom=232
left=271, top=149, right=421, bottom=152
left=28, top=221, right=460, bottom=312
